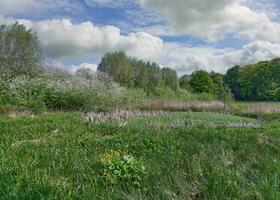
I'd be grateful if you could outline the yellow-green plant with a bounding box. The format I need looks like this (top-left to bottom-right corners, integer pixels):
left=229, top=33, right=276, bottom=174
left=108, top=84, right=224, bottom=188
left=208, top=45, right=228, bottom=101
left=98, top=150, right=146, bottom=188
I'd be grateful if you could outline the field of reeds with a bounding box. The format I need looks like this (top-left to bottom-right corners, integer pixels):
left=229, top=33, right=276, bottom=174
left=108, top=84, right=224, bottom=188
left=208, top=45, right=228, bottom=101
left=138, top=99, right=226, bottom=112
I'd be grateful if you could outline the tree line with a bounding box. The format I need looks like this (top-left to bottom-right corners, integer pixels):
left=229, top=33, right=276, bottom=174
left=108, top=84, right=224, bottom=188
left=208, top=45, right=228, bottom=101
left=98, top=52, right=179, bottom=90
left=224, top=59, right=280, bottom=101
left=1, top=23, right=280, bottom=102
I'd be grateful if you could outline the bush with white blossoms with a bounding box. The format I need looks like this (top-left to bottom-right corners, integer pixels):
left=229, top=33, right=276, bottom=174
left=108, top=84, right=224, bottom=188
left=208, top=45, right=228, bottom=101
left=0, top=71, right=126, bottom=112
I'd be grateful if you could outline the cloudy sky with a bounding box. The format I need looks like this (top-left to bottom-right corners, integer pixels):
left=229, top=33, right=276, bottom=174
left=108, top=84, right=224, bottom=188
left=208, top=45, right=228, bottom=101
left=1, top=0, right=280, bottom=75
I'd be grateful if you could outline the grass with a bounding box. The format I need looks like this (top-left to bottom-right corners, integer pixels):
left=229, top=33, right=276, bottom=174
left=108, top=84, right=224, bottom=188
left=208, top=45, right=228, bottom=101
left=232, top=102, right=280, bottom=114
left=138, top=99, right=225, bottom=112
left=231, top=102, right=280, bottom=121
left=122, top=112, right=257, bottom=129
left=1, top=111, right=280, bottom=199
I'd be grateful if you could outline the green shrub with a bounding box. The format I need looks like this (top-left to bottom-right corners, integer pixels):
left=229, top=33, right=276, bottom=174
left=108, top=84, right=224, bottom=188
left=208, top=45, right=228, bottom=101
left=147, top=86, right=177, bottom=99
left=98, top=150, right=146, bottom=188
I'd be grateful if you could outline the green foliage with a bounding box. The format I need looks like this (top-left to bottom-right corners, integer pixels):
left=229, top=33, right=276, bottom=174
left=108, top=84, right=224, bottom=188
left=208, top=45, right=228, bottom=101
left=224, top=65, right=242, bottom=99
left=121, top=88, right=148, bottom=106
left=179, top=74, right=192, bottom=91
left=189, top=70, right=216, bottom=94
left=147, top=86, right=178, bottom=98
left=98, top=52, right=180, bottom=91
left=0, top=23, right=43, bottom=77
left=161, top=67, right=179, bottom=90
left=98, top=150, right=146, bottom=187
left=210, top=72, right=233, bottom=106
left=131, top=60, right=163, bottom=89
left=98, top=52, right=134, bottom=88
left=225, top=58, right=280, bottom=101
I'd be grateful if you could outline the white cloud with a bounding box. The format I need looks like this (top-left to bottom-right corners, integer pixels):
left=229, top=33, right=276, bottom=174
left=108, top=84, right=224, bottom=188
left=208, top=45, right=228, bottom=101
left=34, top=19, right=163, bottom=61
left=0, top=17, right=163, bottom=61
left=159, top=41, right=280, bottom=75
left=69, top=63, right=98, bottom=75
left=139, top=0, right=280, bottom=42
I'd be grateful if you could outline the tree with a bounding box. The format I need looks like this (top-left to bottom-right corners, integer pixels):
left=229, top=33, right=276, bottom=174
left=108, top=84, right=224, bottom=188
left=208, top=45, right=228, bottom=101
left=189, top=70, right=215, bottom=93
left=179, top=74, right=192, bottom=91
left=238, top=60, right=280, bottom=101
left=98, top=52, right=134, bottom=88
left=0, top=23, right=43, bottom=76
left=209, top=72, right=224, bottom=94
left=209, top=72, right=233, bottom=103
left=161, top=67, right=179, bottom=90
left=224, top=65, right=241, bottom=99
left=148, top=63, right=163, bottom=88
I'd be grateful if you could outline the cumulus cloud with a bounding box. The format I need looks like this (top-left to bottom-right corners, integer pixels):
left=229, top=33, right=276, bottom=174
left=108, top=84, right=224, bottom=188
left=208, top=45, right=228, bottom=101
left=160, top=41, right=280, bottom=75
left=34, top=19, right=163, bottom=61
left=0, top=17, right=163, bottom=61
left=139, top=0, right=280, bottom=42
left=69, top=63, right=98, bottom=75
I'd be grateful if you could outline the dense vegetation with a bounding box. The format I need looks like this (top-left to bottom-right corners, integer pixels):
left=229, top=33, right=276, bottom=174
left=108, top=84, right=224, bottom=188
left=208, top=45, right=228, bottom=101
left=98, top=52, right=179, bottom=90
left=1, top=111, right=280, bottom=199
left=224, top=59, right=280, bottom=101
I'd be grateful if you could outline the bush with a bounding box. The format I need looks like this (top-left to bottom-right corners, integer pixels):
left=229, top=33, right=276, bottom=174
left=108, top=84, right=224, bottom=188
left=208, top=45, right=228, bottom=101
left=0, top=75, right=47, bottom=112
left=147, top=86, right=178, bottom=99
left=0, top=71, right=126, bottom=112
left=97, top=150, right=146, bottom=187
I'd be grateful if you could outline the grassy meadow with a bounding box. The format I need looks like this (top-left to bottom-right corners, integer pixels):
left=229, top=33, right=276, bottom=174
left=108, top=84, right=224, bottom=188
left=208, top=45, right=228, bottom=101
left=1, top=106, right=280, bottom=199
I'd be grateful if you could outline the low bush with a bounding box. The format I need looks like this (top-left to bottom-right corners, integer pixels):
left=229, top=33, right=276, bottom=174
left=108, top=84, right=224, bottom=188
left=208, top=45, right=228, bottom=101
left=97, top=150, right=146, bottom=187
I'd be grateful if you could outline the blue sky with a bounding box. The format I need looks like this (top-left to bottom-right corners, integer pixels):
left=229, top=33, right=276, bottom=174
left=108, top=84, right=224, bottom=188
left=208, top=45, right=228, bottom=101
left=1, top=0, right=280, bottom=75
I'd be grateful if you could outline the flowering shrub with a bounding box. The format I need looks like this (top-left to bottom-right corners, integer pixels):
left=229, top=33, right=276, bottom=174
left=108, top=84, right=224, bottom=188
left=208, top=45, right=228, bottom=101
left=97, top=150, right=146, bottom=187
left=0, top=71, right=125, bottom=112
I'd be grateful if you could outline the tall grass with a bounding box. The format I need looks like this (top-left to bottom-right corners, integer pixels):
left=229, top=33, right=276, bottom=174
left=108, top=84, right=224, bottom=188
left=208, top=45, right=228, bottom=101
left=139, top=99, right=226, bottom=112
left=232, top=102, right=280, bottom=121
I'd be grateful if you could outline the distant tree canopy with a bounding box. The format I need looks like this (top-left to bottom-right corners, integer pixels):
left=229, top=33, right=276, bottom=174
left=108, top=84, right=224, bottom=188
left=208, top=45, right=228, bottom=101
left=161, top=68, right=179, bottom=90
left=98, top=52, right=180, bottom=90
left=224, top=65, right=241, bottom=99
left=98, top=52, right=134, bottom=88
left=179, top=74, right=192, bottom=91
left=189, top=70, right=216, bottom=94
left=224, top=58, right=280, bottom=101
left=0, top=23, right=43, bottom=76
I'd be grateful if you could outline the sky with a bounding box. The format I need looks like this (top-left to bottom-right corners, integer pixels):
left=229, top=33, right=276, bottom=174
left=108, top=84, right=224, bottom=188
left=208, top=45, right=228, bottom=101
left=0, top=0, right=280, bottom=75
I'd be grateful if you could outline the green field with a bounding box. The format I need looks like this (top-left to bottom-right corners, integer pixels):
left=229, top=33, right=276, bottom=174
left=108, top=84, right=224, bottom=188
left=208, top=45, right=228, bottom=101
left=1, top=111, right=280, bottom=199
